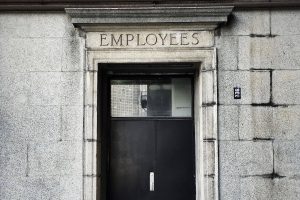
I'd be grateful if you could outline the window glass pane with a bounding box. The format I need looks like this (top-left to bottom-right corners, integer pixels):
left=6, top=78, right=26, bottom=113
left=111, top=78, right=192, bottom=117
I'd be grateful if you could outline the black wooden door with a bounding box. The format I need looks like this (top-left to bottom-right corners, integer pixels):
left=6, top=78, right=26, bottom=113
left=109, top=118, right=195, bottom=200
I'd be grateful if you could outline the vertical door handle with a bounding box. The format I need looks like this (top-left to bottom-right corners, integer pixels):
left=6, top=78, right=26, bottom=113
left=150, top=172, right=154, bottom=191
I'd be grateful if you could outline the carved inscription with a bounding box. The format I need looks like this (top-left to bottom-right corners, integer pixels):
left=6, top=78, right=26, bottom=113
left=86, top=31, right=213, bottom=48
left=99, top=32, right=201, bottom=47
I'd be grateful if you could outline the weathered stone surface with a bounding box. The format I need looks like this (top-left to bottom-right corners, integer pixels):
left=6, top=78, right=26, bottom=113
left=204, top=176, right=215, bottom=200
left=0, top=14, right=82, bottom=73
left=218, top=71, right=270, bottom=104
left=0, top=72, right=30, bottom=106
left=271, top=10, right=300, bottom=35
left=221, top=11, right=270, bottom=36
left=0, top=176, right=61, bottom=200
left=0, top=175, right=82, bottom=200
left=219, top=175, right=241, bottom=200
left=24, top=106, right=62, bottom=142
left=240, top=176, right=273, bottom=200
left=216, top=36, right=238, bottom=70
left=87, top=31, right=214, bottom=49
left=84, top=105, right=96, bottom=140
left=84, top=71, right=97, bottom=106
left=62, top=36, right=84, bottom=72
left=274, top=141, right=300, bottom=177
left=238, top=36, right=300, bottom=70
left=22, top=72, right=84, bottom=106
left=2, top=10, right=300, bottom=200
left=219, top=141, right=273, bottom=176
left=62, top=105, right=83, bottom=141
left=273, top=70, right=300, bottom=104
left=202, top=70, right=216, bottom=104
left=84, top=141, right=97, bottom=176
left=0, top=105, right=61, bottom=142
left=218, top=105, right=239, bottom=140
left=203, top=141, right=215, bottom=175
left=273, top=177, right=300, bottom=200
left=273, top=106, right=300, bottom=140
left=29, top=142, right=61, bottom=176
left=238, top=37, right=272, bottom=70
left=66, top=7, right=233, bottom=27
left=0, top=141, right=27, bottom=178
left=89, top=49, right=215, bottom=71
left=59, top=141, right=82, bottom=176
left=60, top=175, right=83, bottom=200
left=29, top=141, right=82, bottom=176
left=236, top=105, right=300, bottom=141
left=83, top=176, right=97, bottom=200
left=270, top=36, right=300, bottom=70
left=0, top=38, right=63, bottom=72
left=203, top=106, right=217, bottom=139
left=28, top=72, right=62, bottom=105
left=0, top=13, right=74, bottom=38
left=61, top=72, right=84, bottom=106
left=220, top=176, right=273, bottom=200
left=239, top=106, right=273, bottom=140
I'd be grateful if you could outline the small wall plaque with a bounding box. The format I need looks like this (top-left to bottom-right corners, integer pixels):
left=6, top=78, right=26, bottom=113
left=234, top=87, right=241, bottom=99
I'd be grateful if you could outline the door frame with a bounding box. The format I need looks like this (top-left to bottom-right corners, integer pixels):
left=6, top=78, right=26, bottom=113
left=65, top=7, right=233, bottom=199
left=102, top=66, right=196, bottom=199
left=82, top=47, right=218, bottom=200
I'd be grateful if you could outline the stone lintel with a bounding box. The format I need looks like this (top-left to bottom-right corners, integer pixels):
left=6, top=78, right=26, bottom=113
left=65, top=6, right=233, bottom=30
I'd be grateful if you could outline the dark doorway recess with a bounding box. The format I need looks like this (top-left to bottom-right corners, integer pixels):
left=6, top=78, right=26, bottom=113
left=98, top=63, right=197, bottom=200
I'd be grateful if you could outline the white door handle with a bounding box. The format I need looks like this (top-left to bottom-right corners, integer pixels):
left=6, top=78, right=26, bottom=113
left=150, top=172, right=154, bottom=191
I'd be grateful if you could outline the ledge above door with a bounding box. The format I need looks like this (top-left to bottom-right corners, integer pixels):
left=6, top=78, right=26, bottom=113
left=65, top=6, right=234, bottom=31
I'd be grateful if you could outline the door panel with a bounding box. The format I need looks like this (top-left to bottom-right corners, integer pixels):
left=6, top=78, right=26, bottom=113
left=155, top=120, right=195, bottom=200
left=109, top=120, right=155, bottom=200
left=109, top=119, right=195, bottom=200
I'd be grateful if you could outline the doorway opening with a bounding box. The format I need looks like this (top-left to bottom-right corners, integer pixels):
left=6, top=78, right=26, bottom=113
left=98, top=63, right=198, bottom=200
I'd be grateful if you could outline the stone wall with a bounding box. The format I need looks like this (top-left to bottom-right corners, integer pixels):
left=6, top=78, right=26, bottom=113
left=0, top=9, right=300, bottom=200
left=217, top=10, right=300, bottom=200
left=0, top=13, right=85, bottom=199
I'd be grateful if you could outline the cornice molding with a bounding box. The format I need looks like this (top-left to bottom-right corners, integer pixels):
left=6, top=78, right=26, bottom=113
left=1, top=2, right=300, bottom=11
left=65, top=6, right=233, bottom=30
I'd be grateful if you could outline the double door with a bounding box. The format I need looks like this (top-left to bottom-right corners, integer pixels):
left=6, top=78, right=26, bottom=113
left=104, top=71, right=195, bottom=200
left=109, top=119, right=195, bottom=200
